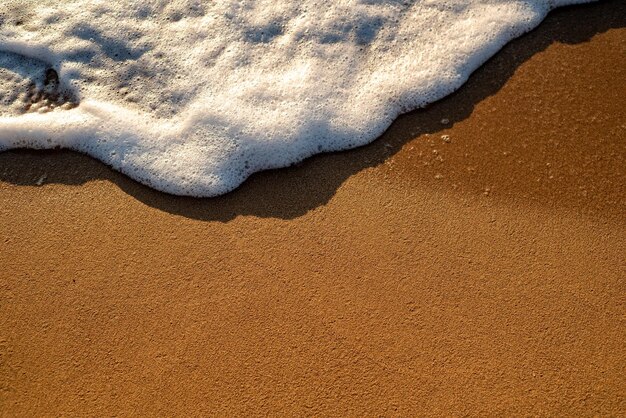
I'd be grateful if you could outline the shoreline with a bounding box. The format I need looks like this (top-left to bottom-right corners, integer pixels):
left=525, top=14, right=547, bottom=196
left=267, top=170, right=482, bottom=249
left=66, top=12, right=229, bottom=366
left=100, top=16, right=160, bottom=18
left=1, top=1, right=625, bottom=416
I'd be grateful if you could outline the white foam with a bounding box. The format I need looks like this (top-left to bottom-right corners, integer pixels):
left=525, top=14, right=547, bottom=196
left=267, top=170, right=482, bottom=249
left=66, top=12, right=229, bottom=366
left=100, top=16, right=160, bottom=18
left=0, top=0, right=591, bottom=196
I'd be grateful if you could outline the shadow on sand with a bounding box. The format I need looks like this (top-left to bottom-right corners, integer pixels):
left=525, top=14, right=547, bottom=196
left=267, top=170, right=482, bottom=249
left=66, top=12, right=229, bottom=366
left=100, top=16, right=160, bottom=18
left=1, top=0, right=624, bottom=221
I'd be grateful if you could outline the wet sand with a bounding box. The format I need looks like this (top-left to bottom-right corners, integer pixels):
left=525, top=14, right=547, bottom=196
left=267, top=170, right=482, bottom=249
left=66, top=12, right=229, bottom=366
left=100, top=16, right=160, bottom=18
left=1, top=2, right=625, bottom=416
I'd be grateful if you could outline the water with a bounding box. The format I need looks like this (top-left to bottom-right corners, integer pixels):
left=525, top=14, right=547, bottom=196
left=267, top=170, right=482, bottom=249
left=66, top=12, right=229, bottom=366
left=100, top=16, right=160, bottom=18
left=0, top=0, right=589, bottom=196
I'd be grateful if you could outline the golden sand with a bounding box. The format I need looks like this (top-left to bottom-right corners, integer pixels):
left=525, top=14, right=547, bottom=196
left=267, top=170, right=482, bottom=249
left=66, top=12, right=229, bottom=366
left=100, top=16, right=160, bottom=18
left=1, top=2, right=624, bottom=416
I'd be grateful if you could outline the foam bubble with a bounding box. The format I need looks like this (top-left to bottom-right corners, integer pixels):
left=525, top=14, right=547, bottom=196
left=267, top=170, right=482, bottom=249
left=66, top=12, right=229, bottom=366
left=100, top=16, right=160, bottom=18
left=0, top=0, right=592, bottom=196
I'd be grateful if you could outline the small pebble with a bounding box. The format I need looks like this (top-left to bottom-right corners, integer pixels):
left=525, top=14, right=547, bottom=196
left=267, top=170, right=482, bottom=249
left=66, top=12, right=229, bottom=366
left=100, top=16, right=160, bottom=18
left=441, top=135, right=450, bottom=143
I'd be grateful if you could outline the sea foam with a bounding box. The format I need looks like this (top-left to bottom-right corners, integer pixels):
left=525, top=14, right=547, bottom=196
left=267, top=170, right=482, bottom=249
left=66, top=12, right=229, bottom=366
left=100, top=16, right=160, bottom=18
left=0, top=0, right=590, bottom=196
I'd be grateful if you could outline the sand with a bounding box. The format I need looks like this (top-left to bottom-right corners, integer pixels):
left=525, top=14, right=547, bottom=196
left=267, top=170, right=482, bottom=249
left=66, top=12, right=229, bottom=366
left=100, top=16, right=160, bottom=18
left=1, top=1, right=625, bottom=416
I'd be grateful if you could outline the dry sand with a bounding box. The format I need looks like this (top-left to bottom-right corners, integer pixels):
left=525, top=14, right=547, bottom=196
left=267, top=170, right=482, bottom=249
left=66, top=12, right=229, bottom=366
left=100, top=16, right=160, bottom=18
left=1, top=2, right=625, bottom=416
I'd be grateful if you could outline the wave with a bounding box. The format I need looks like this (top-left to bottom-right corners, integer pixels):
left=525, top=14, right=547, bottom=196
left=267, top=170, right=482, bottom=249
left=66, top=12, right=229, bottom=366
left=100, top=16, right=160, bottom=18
left=0, top=0, right=591, bottom=196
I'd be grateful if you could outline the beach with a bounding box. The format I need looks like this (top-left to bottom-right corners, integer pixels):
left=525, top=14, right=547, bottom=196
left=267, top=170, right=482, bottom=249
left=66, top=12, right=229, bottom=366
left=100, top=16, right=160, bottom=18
left=1, top=1, right=625, bottom=416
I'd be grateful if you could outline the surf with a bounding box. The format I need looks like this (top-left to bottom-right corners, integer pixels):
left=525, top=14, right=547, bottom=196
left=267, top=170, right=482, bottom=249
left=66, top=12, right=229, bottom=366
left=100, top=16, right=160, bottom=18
left=0, top=0, right=591, bottom=196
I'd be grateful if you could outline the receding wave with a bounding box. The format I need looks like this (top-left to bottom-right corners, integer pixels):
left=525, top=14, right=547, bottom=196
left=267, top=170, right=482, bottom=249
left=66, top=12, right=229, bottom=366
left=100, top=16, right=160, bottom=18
left=0, top=0, right=591, bottom=196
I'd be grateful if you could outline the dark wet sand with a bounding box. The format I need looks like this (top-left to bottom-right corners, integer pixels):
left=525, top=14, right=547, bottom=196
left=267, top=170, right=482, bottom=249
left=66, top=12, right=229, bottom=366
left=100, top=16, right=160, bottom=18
left=1, top=2, right=625, bottom=416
